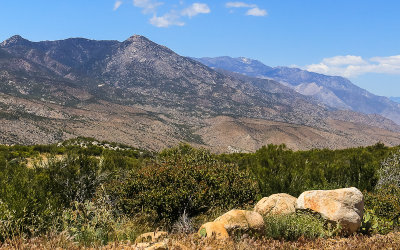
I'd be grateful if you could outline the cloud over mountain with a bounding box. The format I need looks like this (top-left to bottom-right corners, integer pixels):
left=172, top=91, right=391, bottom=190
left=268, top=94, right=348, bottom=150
left=306, top=55, right=400, bottom=77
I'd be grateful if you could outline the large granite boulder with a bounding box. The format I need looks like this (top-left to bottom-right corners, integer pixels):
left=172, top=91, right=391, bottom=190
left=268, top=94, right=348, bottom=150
left=214, top=209, right=264, bottom=233
left=254, top=193, right=297, bottom=216
left=296, top=187, right=364, bottom=234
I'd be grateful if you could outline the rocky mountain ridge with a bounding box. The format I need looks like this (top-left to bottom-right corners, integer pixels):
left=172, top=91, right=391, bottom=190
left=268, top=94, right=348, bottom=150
left=1, top=35, right=400, bottom=152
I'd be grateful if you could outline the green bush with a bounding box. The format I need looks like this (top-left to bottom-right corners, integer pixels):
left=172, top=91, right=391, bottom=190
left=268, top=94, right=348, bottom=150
left=2, top=140, right=400, bottom=243
left=61, top=198, right=141, bottom=247
left=107, top=144, right=259, bottom=227
left=39, top=154, right=104, bottom=206
left=263, top=213, right=329, bottom=241
left=358, top=208, right=394, bottom=235
left=219, top=143, right=394, bottom=196
left=364, top=185, right=400, bottom=234
left=363, top=151, right=400, bottom=234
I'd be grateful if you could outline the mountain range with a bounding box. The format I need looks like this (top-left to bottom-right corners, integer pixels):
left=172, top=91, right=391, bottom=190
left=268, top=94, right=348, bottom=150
left=1, top=35, right=400, bottom=152
left=195, top=56, right=400, bottom=125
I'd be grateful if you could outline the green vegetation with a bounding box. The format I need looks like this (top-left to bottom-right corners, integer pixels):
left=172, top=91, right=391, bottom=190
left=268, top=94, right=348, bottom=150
left=0, top=139, right=400, bottom=246
left=263, top=213, right=331, bottom=240
left=219, top=143, right=393, bottom=196
left=106, top=144, right=258, bottom=227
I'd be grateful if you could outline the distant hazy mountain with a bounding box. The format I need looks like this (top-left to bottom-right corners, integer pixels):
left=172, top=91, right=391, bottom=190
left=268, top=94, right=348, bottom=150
left=195, top=56, right=400, bottom=124
left=1, top=35, right=400, bottom=152
left=390, top=97, right=400, bottom=103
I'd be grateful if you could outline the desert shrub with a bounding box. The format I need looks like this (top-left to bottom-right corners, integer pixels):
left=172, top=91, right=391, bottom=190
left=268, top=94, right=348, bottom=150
left=364, top=186, right=400, bottom=234
left=39, top=154, right=105, bottom=206
left=171, top=210, right=195, bottom=234
left=359, top=208, right=395, bottom=235
left=362, top=151, right=400, bottom=234
left=106, top=144, right=259, bottom=227
left=219, top=143, right=395, bottom=196
left=0, top=153, right=114, bottom=241
left=263, top=213, right=329, bottom=241
left=0, top=158, right=62, bottom=239
left=0, top=200, right=22, bottom=241
left=61, top=196, right=141, bottom=247
left=100, top=150, right=143, bottom=172
left=376, top=150, right=400, bottom=189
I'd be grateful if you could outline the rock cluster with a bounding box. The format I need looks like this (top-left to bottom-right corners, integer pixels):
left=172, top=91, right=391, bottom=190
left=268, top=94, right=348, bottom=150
left=198, top=187, right=364, bottom=240
left=134, top=187, right=364, bottom=247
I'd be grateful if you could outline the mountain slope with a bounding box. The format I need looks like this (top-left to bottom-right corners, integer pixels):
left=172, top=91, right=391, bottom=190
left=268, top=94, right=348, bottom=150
left=1, top=36, right=400, bottom=152
left=195, top=56, right=400, bottom=124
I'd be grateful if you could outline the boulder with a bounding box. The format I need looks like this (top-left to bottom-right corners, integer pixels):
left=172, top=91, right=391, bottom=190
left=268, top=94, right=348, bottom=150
left=198, top=221, right=229, bottom=239
left=254, top=193, right=297, bottom=216
left=214, top=209, right=264, bottom=233
left=296, top=187, right=364, bottom=234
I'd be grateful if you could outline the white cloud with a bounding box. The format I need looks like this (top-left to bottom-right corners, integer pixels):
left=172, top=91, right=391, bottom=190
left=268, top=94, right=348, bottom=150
left=130, top=0, right=210, bottom=28
left=133, top=0, right=163, bottom=14
left=226, top=2, right=256, bottom=8
left=226, top=1, right=267, bottom=17
left=246, top=7, right=267, bottom=16
left=371, top=55, right=400, bottom=65
left=305, top=55, right=400, bottom=78
left=321, top=55, right=367, bottom=66
left=150, top=12, right=185, bottom=28
left=181, top=3, right=210, bottom=18
left=113, top=0, right=123, bottom=11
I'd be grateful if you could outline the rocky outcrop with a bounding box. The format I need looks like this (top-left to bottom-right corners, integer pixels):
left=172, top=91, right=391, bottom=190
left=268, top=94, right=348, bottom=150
left=254, top=193, right=297, bottom=216
left=296, top=187, right=364, bottom=234
left=198, top=222, right=229, bottom=239
left=214, top=209, right=264, bottom=233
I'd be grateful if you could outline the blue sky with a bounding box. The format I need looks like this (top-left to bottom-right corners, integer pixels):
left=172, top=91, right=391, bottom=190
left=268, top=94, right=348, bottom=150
left=1, top=0, right=400, bottom=96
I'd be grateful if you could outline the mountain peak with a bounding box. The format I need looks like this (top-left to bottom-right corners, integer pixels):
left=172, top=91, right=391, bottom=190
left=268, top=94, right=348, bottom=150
left=239, top=57, right=252, bottom=64
left=125, top=34, right=150, bottom=43
left=1, top=35, right=30, bottom=47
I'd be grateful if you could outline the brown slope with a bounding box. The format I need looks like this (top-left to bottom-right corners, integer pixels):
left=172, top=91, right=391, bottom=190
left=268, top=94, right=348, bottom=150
left=1, top=93, right=400, bottom=153
left=196, top=116, right=400, bottom=153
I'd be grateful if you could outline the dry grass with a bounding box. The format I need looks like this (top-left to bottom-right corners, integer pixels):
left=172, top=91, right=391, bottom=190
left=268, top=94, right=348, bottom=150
left=1, top=232, right=400, bottom=249
left=166, top=233, right=400, bottom=250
